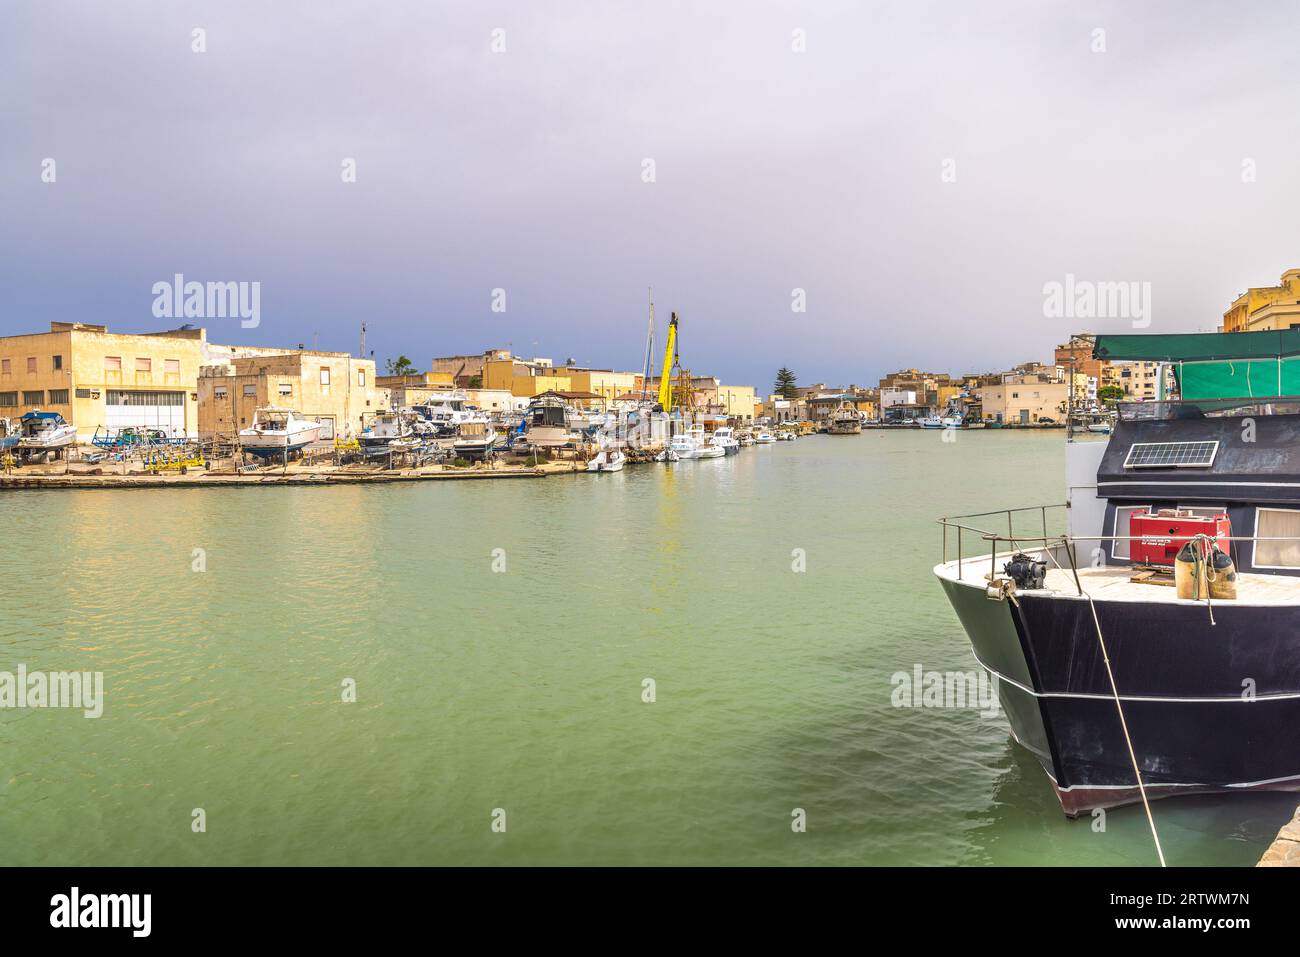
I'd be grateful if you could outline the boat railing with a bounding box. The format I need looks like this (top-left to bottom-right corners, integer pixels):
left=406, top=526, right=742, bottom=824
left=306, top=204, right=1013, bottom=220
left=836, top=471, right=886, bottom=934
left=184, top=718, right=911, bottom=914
left=939, top=503, right=1300, bottom=597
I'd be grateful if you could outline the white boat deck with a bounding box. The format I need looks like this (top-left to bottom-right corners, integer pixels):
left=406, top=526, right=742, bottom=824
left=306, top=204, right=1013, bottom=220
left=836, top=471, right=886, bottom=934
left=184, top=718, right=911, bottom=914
left=936, top=553, right=1300, bottom=607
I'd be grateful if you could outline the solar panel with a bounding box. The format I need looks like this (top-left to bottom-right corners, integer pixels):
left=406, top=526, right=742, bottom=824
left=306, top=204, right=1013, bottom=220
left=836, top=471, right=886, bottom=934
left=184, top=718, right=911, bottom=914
left=1123, top=441, right=1219, bottom=469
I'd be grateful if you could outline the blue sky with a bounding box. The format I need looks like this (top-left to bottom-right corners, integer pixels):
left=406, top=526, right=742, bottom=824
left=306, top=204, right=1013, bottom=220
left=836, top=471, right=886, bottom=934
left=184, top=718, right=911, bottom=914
left=3, top=1, right=1299, bottom=391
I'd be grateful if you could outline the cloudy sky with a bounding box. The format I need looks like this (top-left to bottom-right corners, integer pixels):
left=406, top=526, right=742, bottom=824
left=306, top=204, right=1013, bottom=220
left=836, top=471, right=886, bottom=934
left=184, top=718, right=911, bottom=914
left=2, top=1, right=1298, bottom=389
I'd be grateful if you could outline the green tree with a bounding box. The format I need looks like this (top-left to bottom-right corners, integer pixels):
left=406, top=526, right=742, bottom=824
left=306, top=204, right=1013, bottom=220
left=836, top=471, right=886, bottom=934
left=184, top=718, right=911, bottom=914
left=775, top=368, right=798, bottom=399
left=386, top=355, right=416, bottom=376
left=466, top=374, right=483, bottom=389
left=1097, top=385, right=1125, bottom=405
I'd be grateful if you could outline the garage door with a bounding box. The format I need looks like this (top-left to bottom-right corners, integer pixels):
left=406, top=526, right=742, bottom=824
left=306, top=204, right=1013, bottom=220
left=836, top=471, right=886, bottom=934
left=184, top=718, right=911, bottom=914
left=105, top=390, right=187, bottom=437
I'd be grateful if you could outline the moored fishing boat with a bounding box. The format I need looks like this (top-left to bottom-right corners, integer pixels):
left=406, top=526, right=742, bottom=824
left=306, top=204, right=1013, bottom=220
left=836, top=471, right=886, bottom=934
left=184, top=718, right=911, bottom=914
left=239, top=408, right=325, bottom=458
left=828, top=401, right=863, bottom=434
left=936, top=330, right=1300, bottom=816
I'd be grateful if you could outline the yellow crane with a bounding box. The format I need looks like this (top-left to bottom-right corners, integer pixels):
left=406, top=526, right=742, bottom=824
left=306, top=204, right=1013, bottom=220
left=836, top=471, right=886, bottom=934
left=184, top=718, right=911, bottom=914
left=657, top=312, right=678, bottom=412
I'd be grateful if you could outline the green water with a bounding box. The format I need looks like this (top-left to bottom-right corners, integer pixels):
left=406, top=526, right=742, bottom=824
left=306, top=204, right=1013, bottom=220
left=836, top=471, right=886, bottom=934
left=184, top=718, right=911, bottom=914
left=2, top=431, right=1292, bottom=865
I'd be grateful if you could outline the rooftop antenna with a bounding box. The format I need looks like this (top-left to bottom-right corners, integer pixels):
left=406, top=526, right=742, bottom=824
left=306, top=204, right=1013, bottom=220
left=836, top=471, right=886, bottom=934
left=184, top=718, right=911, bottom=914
left=359, top=321, right=367, bottom=359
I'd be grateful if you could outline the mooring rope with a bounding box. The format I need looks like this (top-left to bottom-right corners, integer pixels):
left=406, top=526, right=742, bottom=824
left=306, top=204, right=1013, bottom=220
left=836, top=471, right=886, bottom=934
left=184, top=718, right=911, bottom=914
left=1041, top=539, right=1167, bottom=866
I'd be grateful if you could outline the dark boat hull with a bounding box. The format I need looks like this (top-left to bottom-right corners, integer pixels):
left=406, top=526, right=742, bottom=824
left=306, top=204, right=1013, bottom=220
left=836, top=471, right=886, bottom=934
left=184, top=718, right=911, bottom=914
left=938, top=574, right=1300, bottom=815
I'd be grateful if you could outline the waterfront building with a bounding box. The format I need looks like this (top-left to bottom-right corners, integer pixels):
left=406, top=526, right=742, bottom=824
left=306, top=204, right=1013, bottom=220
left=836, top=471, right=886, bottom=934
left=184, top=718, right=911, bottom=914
left=198, top=351, right=382, bottom=441
left=430, top=348, right=515, bottom=387
left=1222, top=268, right=1300, bottom=332
left=0, top=322, right=265, bottom=439
left=376, top=371, right=456, bottom=409
left=975, top=373, right=1068, bottom=425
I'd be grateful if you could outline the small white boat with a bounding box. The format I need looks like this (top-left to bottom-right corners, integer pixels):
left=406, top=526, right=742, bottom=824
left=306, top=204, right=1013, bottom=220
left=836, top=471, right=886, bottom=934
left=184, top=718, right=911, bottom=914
left=17, top=411, right=77, bottom=454
left=360, top=410, right=421, bottom=456
left=239, top=407, right=324, bottom=458
left=452, top=422, right=498, bottom=459
left=668, top=435, right=697, bottom=459
left=777, top=428, right=798, bottom=441
left=586, top=448, right=626, bottom=472
left=1, top=417, right=22, bottom=453
left=754, top=430, right=776, bottom=444
left=694, top=443, right=725, bottom=458
left=711, top=426, right=740, bottom=455
left=737, top=430, right=756, bottom=446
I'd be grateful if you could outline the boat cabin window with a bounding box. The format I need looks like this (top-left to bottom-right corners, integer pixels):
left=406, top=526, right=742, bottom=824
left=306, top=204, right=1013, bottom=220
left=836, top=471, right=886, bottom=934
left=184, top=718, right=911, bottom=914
left=1111, top=504, right=1152, bottom=560
left=1253, top=508, right=1300, bottom=569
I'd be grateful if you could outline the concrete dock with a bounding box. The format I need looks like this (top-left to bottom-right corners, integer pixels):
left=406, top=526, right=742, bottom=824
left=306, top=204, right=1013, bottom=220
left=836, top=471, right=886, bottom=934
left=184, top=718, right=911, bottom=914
left=0, top=461, right=570, bottom=489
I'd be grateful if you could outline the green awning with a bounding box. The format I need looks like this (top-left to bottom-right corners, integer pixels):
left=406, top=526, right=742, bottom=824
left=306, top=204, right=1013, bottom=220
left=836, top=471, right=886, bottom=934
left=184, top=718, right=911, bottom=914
left=1090, top=332, right=1300, bottom=400
left=1093, top=329, right=1300, bottom=361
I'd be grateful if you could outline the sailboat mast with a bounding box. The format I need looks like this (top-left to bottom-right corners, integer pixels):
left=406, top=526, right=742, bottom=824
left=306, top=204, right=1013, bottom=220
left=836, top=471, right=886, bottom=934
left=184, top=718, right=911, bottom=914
left=641, top=287, right=656, bottom=401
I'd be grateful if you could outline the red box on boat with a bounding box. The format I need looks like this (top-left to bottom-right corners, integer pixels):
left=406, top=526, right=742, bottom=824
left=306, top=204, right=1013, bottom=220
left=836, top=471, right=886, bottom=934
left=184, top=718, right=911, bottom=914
left=1128, top=510, right=1230, bottom=566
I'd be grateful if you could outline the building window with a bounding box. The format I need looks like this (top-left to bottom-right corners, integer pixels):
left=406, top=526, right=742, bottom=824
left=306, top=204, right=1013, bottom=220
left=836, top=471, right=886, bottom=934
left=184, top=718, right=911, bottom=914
left=136, top=358, right=152, bottom=372
left=53, top=355, right=63, bottom=370
left=104, top=356, right=122, bottom=371
left=243, top=384, right=257, bottom=397
left=164, top=359, right=180, bottom=374
left=26, top=357, right=36, bottom=373
left=214, top=387, right=228, bottom=398
left=0, top=392, right=15, bottom=406
left=0, top=359, right=8, bottom=375
left=278, top=384, right=292, bottom=396
left=1254, top=508, right=1300, bottom=569
left=358, top=369, right=366, bottom=386
left=23, top=390, right=44, bottom=405
left=48, top=389, right=69, bottom=404
left=320, top=367, right=331, bottom=386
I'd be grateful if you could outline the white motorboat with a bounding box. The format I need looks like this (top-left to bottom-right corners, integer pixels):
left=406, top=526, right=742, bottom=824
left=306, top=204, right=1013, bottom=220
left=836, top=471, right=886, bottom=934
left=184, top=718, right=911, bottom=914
left=694, top=443, right=725, bottom=459
left=585, top=448, right=626, bottom=472
left=17, top=411, right=76, bottom=454
left=737, top=430, right=756, bottom=446
left=360, top=410, right=420, bottom=456
left=415, top=392, right=487, bottom=436
left=754, top=430, right=776, bottom=444
left=711, top=426, right=740, bottom=454
left=668, top=434, right=697, bottom=459
left=239, top=408, right=325, bottom=459
left=0, top=417, right=21, bottom=453
left=522, top=395, right=577, bottom=448
left=452, top=422, right=498, bottom=459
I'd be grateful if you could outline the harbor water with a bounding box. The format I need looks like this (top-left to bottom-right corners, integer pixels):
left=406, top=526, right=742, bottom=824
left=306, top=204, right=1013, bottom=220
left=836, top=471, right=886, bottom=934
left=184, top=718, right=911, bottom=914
left=3, top=430, right=1293, bottom=865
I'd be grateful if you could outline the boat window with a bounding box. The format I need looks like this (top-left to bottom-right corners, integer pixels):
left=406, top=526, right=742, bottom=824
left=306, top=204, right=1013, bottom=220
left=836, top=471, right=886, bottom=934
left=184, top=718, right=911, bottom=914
left=1111, top=504, right=1152, bottom=561
left=1254, top=508, right=1300, bottom=569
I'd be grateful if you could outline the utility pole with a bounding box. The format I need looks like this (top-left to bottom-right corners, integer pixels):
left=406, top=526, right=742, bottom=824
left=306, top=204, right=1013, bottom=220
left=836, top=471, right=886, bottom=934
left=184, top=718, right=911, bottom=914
left=359, top=322, right=367, bottom=360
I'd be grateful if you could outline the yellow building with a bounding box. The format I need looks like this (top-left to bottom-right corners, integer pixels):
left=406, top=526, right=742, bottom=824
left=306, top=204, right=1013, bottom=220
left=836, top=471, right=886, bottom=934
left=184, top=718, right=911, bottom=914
left=1223, top=269, right=1300, bottom=332
left=554, top=368, right=642, bottom=406
left=483, top=358, right=572, bottom=397
left=0, top=321, right=263, bottom=439
left=197, top=351, right=382, bottom=440
left=716, top=384, right=757, bottom=420
left=976, top=376, right=1069, bottom=425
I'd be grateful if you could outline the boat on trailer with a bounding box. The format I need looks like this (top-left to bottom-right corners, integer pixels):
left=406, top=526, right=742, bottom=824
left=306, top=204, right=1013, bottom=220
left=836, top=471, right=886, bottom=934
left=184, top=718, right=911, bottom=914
left=936, top=329, right=1300, bottom=816
left=17, top=411, right=76, bottom=457
left=239, top=408, right=325, bottom=459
